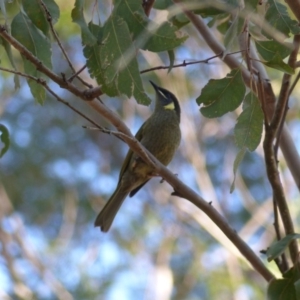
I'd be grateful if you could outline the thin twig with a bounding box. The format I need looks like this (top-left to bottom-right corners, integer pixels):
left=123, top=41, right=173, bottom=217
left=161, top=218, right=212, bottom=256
left=39, top=0, right=75, bottom=72
left=258, top=72, right=289, bottom=271
left=263, top=101, right=298, bottom=266
left=0, top=66, right=102, bottom=132
left=68, top=64, right=87, bottom=82
left=274, top=35, right=300, bottom=153
left=0, top=24, right=102, bottom=99
left=39, top=0, right=91, bottom=88
left=288, top=71, right=300, bottom=96
left=257, top=73, right=268, bottom=127
left=140, top=50, right=245, bottom=74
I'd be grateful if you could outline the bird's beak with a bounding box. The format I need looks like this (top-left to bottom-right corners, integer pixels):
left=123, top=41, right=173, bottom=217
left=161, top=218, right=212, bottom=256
left=149, top=80, right=159, bottom=92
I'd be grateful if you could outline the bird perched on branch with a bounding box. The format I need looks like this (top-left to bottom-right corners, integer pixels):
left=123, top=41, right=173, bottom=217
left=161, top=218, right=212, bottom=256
left=95, top=81, right=181, bottom=232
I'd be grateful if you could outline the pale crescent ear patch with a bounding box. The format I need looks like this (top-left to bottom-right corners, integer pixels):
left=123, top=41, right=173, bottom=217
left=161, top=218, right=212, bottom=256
left=157, top=89, right=167, bottom=99
left=164, top=102, right=175, bottom=110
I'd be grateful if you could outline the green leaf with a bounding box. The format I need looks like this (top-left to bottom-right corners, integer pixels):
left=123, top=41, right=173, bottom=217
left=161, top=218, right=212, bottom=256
left=0, top=37, right=20, bottom=89
left=194, top=3, right=224, bottom=17
left=267, top=278, right=297, bottom=300
left=262, top=53, right=294, bottom=75
left=267, top=268, right=300, bottom=300
left=215, top=14, right=231, bottom=34
left=224, top=14, right=244, bottom=51
left=153, top=0, right=173, bottom=9
left=0, top=124, right=10, bottom=158
left=231, top=93, right=263, bottom=192
left=230, top=147, right=246, bottom=193
left=167, top=50, right=174, bottom=73
left=245, top=0, right=258, bottom=12
left=170, top=13, right=190, bottom=29
left=83, top=23, right=104, bottom=83
left=0, top=0, right=8, bottom=24
left=115, top=0, right=188, bottom=52
left=193, top=0, right=239, bottom=17
left=265, top=1, right=300, bottom=37
left=11, top=13, right=52, bottom=104
left=234, top=92, right=263, bottom=151
left=197, top=69, right=246, bottom=118
left=25, top=2, right=50, bottom=35
left=43, top=0, right=60, bottom=24
left=23, top=0, right=59, bottom=35
left=71, top=0, right=97, bottom=46
left=100, top=15, right=151, bottom=104
left=295, top=279, right=300, bottom=300
left=83, top=22, right=118, bottom=97
left=256, top=40, right=292, bottom=61
left=266, top=234, right=300, bottom=262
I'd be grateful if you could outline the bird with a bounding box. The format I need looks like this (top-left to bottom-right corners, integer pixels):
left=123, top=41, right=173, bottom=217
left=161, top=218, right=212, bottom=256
left=95, top=81, right=181, bottom=232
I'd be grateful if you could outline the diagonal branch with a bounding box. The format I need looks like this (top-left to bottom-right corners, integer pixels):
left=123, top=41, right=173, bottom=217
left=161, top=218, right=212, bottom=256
left=285, top=0, right=300, bottom=22
left=174, top=1, right=300, bottom=192
left=0, top=25, right=102, bottom=100
left=0, top=20, right=275, bottom=282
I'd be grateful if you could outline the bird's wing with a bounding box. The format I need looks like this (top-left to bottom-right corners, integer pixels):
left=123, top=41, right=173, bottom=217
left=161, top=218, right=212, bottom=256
left=129, top=179, right=149, bottom=197
left=118, top=122, right=146, bottom=181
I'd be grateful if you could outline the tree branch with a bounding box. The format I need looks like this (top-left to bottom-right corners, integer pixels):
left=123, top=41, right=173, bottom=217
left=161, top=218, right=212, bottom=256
left=0, top=18, right=275, bottom=282
left=39, top=0, right=92, bottom=88
left=174, top=1, right=300, bottom=194
left=0, top=25, right=102, bottom=100
left=285, top=0, right=300, bottom=22
left=140, top=50, right=245, bottom=74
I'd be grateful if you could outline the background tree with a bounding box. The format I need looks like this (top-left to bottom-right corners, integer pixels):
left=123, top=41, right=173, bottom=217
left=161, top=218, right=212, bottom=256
left=0, top=0, right=300, bottom=299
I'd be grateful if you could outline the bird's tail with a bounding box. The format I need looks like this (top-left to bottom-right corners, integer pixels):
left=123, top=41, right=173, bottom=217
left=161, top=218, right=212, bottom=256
left=94, top=185, right=128, bottom=232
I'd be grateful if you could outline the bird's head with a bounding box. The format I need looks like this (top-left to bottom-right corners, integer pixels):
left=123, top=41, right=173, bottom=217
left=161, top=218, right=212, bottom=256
left=150, top=81, right=181, bottom=121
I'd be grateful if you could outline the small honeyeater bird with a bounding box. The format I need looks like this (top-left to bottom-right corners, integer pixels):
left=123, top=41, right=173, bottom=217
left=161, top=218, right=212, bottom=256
left=95, top=81, right=181, bottom=232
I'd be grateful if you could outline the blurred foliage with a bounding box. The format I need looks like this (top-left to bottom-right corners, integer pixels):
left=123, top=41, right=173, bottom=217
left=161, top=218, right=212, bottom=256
left=0, top=0, right=300, bottom=300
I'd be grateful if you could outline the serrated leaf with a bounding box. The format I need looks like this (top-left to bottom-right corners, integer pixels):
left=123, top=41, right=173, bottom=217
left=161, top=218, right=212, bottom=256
left=224, top=14, right=244, bottom=51
left=256, top=40, right=292, bottom=61
left=83, top=22, right=118, bottom=97
left=266, top=234, right=300, bottom=262
left=234, top=92, right=263, bottom=151
left=100, top=15, right=151, bottom=104
left=197, top=69, right=246, bottom=118
left=0, top=124, right=10, bottom=158
left=83, top=23, right=104, bottom=83
left=265, top=0, right=300, bottom=37
left=115, top=0, right=188, bottom=52
left=11, top=12, right=52, bottom=104
left=71, top=0, right=97, bottom=46
left=167, top=50, right=174, bottom=73
left=230, top=147, right=246, bottom=193
left=262, top=53, right=294, bottom=75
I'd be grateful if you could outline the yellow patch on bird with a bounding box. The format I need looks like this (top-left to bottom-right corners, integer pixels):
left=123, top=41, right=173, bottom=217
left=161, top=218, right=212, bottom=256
left=164, top=102, right=175, bottom=110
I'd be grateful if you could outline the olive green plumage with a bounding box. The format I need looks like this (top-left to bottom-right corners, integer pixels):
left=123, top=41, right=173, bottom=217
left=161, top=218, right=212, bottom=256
left=95, top=81, right=181, bottom=232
